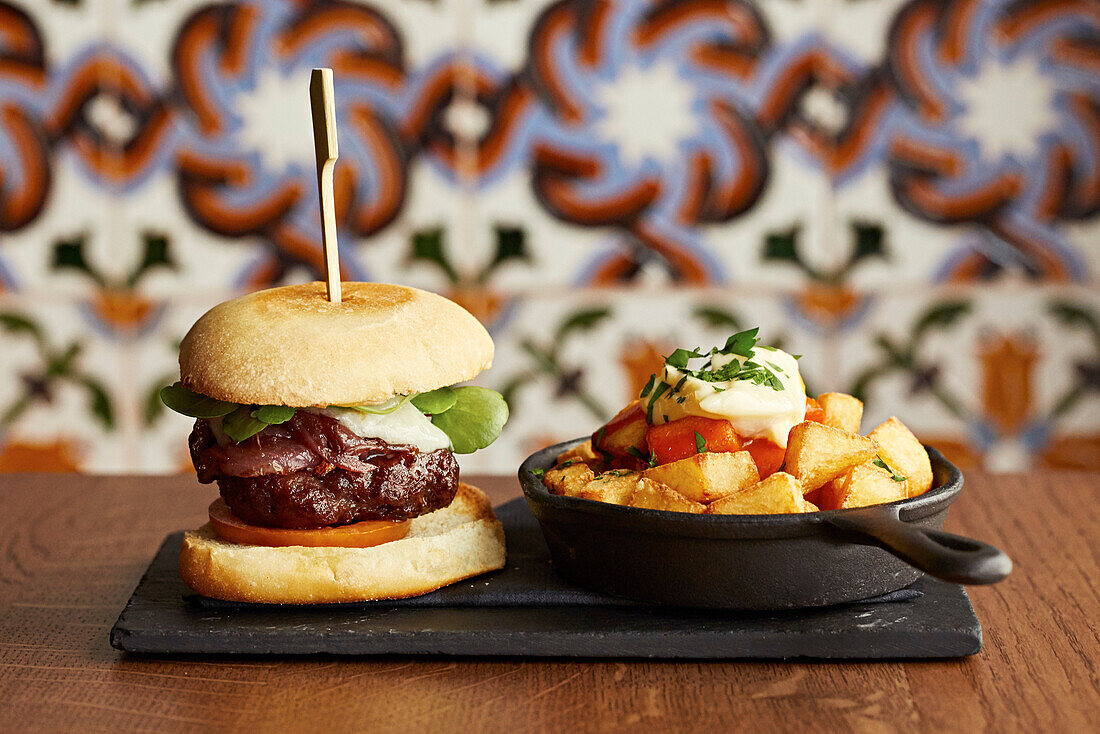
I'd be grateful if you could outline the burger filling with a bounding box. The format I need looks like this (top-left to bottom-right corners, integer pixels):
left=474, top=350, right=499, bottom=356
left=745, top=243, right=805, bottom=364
left=189, top=411, right=459, bottom=529
left=163, top=381, right=508, bottom=532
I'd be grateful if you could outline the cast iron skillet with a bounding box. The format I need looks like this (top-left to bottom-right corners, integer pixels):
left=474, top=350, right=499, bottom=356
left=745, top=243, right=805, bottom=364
left=519, top=438, right=1011, bottom=610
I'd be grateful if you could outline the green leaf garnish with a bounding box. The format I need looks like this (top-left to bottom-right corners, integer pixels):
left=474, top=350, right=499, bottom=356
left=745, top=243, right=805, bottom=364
left=160, top=382, right=237, bottom=418
left=160, top=382, right=298, bottom=440
left=639, top=374, right=656, bottom=399
left=159, top=380, right=507, bottom=453
left=531, top=467, right=546, bottom=479
left=252, top=405, right=295, bottom=425
left=695, top=431, right=707, bottom=454
left=221, top=405, right=269, bottom=442
left=410, top=387, right=457, bottom=415
left=428, top=386, right=508, bottom=454
left=873, top=457, right=907, bottom=482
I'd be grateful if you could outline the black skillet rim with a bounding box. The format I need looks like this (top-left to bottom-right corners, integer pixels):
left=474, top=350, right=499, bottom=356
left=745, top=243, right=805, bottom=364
left=518, top=437, right=963, bottom=539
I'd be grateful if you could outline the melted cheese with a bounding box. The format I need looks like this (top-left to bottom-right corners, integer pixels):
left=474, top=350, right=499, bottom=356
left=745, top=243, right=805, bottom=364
left=649, top=348, right=806, bottom=447
left=309, top=401, right=451, bottom=452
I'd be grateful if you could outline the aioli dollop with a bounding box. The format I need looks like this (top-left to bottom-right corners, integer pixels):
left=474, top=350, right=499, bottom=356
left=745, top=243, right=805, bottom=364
left=649, top=347, right=806, bottom=447
left=308, top=400, right=451, bottom=453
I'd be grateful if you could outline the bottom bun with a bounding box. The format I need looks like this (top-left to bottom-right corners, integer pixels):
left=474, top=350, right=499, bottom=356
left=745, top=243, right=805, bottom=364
left=179, top=482, right=506, bottom=604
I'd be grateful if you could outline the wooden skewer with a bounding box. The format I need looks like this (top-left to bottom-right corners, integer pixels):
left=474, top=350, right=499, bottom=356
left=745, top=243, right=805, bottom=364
left=310, top=68, right=341, bottom=303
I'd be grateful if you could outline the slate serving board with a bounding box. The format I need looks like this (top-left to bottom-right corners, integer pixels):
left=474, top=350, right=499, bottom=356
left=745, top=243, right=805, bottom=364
left=110, top=499, right=982, bottom=659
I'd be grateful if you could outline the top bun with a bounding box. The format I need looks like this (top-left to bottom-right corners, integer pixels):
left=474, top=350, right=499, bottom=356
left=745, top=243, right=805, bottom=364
left=179, top=282, right=493, bottom=407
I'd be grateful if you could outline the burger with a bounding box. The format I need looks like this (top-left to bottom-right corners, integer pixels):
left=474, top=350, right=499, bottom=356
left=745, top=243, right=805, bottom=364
left=160, top=282, right=508, bottom=603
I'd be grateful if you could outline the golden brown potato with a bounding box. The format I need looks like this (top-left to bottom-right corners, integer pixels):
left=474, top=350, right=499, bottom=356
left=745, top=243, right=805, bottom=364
left=706, top=472, right=817, bottom=515
left=785, top=421, right=878, bottom=492
left=868, top=417, right=933, bottom=497
left=574, top=470, right=639, bottom=505
left=816, top=459, right=908, bottom=509
left=574, top=471, right=704, bottom=514
left=817, top=392, right=863, bottom=434
left=592, top=401, right=648, bottom=459
left=642, top=451, right=759, bottom=503
left=555, top=440, right=602, bottom=469
left=628, top=477, right=706, bottom=514
left=543, top=461, right=596, bottom=497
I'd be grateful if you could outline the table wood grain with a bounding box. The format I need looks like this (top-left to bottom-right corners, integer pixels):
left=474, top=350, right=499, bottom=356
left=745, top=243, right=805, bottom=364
left=0, top=471, right=1097, bottom=733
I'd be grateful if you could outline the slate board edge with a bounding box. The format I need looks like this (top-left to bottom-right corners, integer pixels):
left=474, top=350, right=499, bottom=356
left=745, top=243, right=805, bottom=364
left=110, top=623, right=981, bottom=659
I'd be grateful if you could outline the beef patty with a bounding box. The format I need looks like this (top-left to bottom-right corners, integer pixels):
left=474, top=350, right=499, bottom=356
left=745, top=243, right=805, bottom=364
left=188, top=411, right=458, bottom=528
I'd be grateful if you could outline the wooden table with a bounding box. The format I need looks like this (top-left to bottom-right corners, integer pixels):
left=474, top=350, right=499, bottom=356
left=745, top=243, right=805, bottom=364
left=1, top=471, right=1096, bottom=733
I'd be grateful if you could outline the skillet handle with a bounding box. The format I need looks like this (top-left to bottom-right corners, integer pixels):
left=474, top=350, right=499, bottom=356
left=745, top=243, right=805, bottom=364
left=827, top=507, right=1012, bottom=585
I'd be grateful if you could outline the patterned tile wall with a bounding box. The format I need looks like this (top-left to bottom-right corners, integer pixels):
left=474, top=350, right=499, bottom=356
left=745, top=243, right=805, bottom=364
left=0, top=0, right=1096, bottom=475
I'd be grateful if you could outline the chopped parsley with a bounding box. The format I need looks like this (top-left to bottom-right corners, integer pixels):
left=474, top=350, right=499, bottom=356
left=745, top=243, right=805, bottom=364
left=722, top=327, right=759, bottom=357
left=645, top=380, right=671, bottom=423
left=726, top=360, right=784, bottom=390
left=627, top=446, right=659, bottom=467
left=534, top=459, right=575, bottom=481
left=695, top=431, right=707, bottom=454
left=679, top=355, right=784, bottom=391
left=873, top=457, right=907, bottom=482
left=665, top=347, right=705, bottom=369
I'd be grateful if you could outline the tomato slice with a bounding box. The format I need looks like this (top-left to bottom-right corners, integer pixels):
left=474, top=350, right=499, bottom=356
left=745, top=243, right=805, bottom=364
left=207, top=498, right=410, bottom=548
left=805, top=397, right=825, bottom=423
left=744, top=438, right=786, bottom=479
left=646, top=416, right=742, bottom=465
left=592, top=400, right=648, bottom=459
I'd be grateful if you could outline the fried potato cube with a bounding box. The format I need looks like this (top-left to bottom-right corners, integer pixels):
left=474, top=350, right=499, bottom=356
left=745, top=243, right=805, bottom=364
left=817, top=392, right=863, bottom=434
left=628, top=477, right=706, bottom=514
left=576, top=471, right=705, bottom=514
left=591, top=401, right=648, bottom=459
left=555, top=440, right=602, bottom=469
left=642, top=451, right=759, bottom=503
left=785, top=421, right=878, bottom=492
left=816, top=460, right=908, bottom=509
left=706, top=472, right=816, bottom=515
left=574, top=471, right=639, bottom=505
left=543, top=461, right=596, bottom=497
left=868, top=417, right=933, bottom=497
